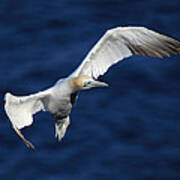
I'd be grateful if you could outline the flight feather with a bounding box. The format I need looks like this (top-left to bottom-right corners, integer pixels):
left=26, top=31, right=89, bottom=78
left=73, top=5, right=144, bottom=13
left=71, top=26, right=180, bottom=79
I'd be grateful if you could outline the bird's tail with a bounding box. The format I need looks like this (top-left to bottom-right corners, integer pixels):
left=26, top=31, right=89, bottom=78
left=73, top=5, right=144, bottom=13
left=55, top=116, right=70, bottom=141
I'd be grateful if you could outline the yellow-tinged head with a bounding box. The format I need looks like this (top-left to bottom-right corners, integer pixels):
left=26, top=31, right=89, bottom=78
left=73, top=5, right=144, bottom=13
left=69, top=75, right=108, bottom=91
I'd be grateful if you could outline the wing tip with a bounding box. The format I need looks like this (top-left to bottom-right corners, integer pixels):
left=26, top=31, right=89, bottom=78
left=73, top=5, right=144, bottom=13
left=4, top=92, right=12, bottom=101
left=13, top=125, right=35, bottom=150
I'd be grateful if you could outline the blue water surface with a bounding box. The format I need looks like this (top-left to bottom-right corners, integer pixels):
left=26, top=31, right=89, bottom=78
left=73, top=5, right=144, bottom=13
left=1, top=0, right=180, bottom=179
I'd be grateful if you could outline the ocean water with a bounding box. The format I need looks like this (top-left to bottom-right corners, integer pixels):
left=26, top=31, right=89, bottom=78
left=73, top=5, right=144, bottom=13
left=1, top=0, right=180, bottom=179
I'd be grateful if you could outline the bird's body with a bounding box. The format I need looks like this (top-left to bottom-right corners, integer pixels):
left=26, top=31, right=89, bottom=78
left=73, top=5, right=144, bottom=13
left=4, top=26, right=180, bottom=149
left=44, top=79, right=75, bottom=116
left=44, top=79, right=78, bottom=141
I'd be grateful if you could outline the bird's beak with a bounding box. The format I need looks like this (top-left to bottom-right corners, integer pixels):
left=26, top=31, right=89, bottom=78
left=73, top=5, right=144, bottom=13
left=91, top=80, right=109, bottom=88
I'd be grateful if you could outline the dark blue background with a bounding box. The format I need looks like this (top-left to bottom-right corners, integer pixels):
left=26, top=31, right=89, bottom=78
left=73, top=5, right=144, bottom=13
left=1, top=0, right=180, bottom=179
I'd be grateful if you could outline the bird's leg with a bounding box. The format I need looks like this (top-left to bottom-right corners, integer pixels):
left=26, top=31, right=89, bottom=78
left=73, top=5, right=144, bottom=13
left=13, top=126, right=35, bottom=150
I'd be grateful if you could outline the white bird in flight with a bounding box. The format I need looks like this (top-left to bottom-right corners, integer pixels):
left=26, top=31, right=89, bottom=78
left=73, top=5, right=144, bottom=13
left=4, top=26, right=180, bottom=149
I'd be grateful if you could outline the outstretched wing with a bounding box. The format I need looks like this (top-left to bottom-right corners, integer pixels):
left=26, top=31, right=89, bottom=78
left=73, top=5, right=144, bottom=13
left=4, top=89, right=51, bottom=149
left=71, top=26, right=180, bottom=79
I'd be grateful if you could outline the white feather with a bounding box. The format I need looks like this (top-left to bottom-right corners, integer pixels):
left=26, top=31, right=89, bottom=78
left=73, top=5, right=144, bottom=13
left=4, top=90, right=50, bottom=129
left=71, top=26, right=180, bottom=79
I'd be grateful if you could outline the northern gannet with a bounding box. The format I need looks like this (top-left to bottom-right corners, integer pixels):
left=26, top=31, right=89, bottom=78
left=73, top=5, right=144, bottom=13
left=4, top=26, right=180, bottom=149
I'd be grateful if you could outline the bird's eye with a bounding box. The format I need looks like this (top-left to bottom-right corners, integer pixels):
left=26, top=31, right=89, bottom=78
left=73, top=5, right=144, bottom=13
left=84, top=81, right=91, bottom=87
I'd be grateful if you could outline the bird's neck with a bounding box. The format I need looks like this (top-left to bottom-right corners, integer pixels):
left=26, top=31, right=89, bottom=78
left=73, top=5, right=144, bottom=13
left=69, top=77, right=84, bottom=91
left=55, top=77, right=82, bottom=95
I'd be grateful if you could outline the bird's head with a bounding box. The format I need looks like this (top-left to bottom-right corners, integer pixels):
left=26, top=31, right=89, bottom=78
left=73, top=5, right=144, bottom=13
left=69, top=75, right=108, bottom=91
